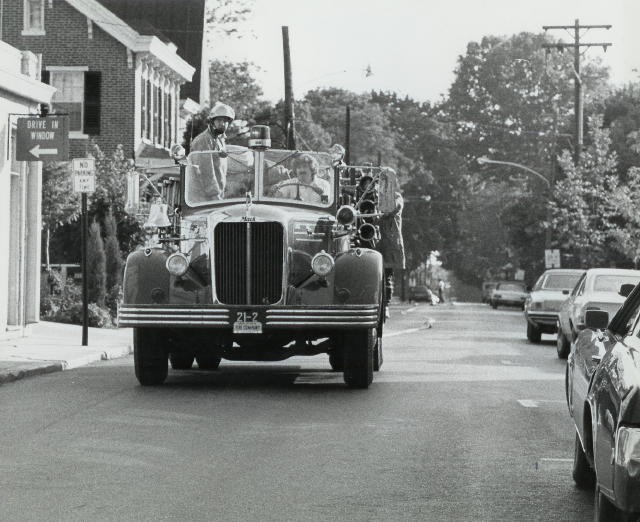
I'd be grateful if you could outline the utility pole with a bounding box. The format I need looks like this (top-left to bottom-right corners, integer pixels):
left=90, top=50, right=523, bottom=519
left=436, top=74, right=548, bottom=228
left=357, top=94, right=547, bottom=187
left=542, top=19, right=611, bottom=164
left=282, top=26, right=296, bottom=150
left=345, top=105, right=351, bottom=164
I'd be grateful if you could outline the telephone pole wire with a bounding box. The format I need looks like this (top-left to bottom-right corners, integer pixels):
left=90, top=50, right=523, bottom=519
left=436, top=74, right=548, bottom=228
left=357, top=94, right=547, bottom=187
left=542, top=19, right=611, bottom=164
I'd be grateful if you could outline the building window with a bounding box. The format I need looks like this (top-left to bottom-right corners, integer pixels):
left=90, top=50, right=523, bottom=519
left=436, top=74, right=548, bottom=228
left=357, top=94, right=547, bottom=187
left=145, top=79, right=152, bottom=140
left=139, top=70, right=177, bottom=148
left=50, top=70, right=84, bottom=132
left=23, top=0, right=45, bottom=34
left=141, top=76, right=147, bottom=141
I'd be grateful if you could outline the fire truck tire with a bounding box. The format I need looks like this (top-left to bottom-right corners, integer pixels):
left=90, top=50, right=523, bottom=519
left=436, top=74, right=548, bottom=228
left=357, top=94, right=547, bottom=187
left=134, top=328, right=168, bottom=386
left=329, top=347, right=344, bottom=371
left=343, top=328, right=374, bottom=389
left=169, top=352, right=194, bottom=370
left=373, top=335, right=383, bottom=371
left=195, top=352, right=222, bottom=371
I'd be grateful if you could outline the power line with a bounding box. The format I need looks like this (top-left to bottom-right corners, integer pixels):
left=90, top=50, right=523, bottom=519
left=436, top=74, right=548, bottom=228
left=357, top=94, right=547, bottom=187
left=542, top=19, right=612, bottom=164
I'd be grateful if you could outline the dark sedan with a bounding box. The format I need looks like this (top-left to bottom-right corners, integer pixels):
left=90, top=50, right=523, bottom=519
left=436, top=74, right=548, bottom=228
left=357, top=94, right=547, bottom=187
left=566, top=282, right=640, bottom=521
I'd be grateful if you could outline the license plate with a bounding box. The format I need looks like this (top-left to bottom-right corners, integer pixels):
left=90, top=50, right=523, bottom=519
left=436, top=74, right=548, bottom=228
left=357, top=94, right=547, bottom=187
left=233, top=311, right=263, bottom=334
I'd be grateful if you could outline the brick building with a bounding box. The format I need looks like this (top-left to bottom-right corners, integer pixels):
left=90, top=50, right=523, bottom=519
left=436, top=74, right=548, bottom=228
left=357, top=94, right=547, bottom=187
left=0, top=0, right=204, bottom=163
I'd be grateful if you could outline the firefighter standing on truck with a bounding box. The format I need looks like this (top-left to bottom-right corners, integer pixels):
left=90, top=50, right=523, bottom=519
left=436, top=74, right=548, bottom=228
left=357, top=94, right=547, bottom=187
left=189, top=102, right=235, bottom=199
left=376, top=167, right=406, bottom=317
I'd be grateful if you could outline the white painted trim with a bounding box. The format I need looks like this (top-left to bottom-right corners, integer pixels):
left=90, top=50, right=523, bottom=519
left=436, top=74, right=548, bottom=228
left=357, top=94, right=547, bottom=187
left=69, top=131, right=89, bottom=139
left=45, top=65, right=89, bottom=71
left=21, top=29, right=46, bottom=36
left=0, top=68, right=55, bottom=103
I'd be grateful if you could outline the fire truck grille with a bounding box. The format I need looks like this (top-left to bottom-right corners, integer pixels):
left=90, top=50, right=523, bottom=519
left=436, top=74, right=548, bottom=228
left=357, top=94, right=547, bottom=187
left=214, top=222, right=284, bottom=305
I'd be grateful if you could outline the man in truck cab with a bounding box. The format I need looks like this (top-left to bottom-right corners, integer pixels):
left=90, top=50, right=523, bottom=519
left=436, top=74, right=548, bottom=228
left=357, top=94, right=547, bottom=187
left=189, top=102, right=235, bottom=200
left=273, top=153, right=330, bottom=203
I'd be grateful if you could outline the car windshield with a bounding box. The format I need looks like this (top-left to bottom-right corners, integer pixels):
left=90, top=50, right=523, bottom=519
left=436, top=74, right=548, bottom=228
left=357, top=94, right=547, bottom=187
left=184, top=148, right=334, bottom=207
left=541, top=273, right=583, bottom=291
left=592, top=275, right=640, bottom=293
left=497, top=283, right=526, bottom=292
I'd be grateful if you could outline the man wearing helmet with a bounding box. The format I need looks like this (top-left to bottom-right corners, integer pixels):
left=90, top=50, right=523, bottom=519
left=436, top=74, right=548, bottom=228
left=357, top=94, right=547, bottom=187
left=189, top=102, right=235, bottom=199
left=273, top=153, right=330, bottom=203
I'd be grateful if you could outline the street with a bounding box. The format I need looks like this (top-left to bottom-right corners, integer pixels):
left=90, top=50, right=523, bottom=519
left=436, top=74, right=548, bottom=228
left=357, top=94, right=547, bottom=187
left=0, top=304, right=592, bottom=521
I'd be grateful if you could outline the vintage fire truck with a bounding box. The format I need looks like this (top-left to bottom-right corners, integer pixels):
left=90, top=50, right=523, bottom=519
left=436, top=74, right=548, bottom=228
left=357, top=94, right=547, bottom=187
left=119, top=126, right=396, bottom=388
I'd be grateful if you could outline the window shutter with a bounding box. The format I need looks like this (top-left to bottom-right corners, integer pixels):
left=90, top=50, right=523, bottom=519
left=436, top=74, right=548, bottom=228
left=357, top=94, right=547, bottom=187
left=84, top=71, right=101, bottom=135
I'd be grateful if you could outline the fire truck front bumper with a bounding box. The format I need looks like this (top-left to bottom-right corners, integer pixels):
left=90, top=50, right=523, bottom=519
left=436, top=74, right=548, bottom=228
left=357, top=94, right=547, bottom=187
left=117, top=304, right=379, bottom=330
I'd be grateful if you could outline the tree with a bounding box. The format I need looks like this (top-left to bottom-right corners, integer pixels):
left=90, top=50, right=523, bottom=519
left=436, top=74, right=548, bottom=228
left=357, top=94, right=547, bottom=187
left=549, top=115, right=622, bottom=267
left=87, top=220, right=106, bottom=307
left=303, top=88, right=399, bottom=166
left=602, top=83, right=640, bottom=180
left=206, top=0, right=253, bottom=39
left=103, top=209, right=122, bottom=290
left=41, top=161, right=79, bottom=269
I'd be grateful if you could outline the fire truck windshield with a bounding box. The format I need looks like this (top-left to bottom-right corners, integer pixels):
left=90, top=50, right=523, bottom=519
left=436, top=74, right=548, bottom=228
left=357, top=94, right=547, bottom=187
left=185, top=148, right=334, bottom=207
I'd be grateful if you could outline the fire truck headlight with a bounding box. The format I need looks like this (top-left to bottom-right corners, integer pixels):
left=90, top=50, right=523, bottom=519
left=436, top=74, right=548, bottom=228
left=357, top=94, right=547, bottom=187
left=311, top=251, right=334, bottom=277
left=166, top=253, right=189, bottom=276
left=336, top=205, right=356, bottom=226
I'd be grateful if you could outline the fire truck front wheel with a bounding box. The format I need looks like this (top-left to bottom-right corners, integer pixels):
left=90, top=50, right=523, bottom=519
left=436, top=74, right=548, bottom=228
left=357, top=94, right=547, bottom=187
left=134, top=328, right=169, bottom=386
left=343, top=328, right=374, bottom=389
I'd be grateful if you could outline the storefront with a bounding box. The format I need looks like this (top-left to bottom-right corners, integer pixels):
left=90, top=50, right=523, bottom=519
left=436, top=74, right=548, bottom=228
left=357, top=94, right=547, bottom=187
left=0, top=41, right=55, bottom=339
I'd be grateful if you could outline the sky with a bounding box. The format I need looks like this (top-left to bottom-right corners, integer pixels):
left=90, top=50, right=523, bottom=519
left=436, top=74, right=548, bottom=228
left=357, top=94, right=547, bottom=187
left=209, top=0, right=640, bottom=105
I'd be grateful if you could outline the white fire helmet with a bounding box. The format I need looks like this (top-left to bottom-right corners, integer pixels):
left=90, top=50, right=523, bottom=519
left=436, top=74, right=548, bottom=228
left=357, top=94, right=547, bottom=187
left=208, top=103, right=235, bottom=122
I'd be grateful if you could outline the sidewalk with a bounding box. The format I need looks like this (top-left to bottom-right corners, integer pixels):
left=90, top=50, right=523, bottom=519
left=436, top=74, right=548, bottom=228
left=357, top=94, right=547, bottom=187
left=0, top=321, right=132, bottom=385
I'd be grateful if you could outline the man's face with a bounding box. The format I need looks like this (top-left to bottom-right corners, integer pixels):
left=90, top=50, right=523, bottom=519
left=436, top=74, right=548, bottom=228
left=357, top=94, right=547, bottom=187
left=297, top=167, right=313, bottom=184
left=210, top=117, right=229, bottom=134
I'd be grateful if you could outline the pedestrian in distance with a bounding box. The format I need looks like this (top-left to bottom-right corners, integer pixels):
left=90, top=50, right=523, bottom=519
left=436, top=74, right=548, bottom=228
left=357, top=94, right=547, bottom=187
left=438, top=278, right=445, bottom=304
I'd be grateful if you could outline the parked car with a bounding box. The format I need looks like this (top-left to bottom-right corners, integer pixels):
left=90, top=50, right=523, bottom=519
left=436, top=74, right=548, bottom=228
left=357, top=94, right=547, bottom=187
left=566, top=282, right=640, bottom=521
left=557, top=268, right=640, bottom=358
left=481, top=280, right=499, bottom=303
left=408, top=285, right=438, bottom=304
left=524, top=268, right=584, bottom=343
left=489, top=281, right=528, bottom=309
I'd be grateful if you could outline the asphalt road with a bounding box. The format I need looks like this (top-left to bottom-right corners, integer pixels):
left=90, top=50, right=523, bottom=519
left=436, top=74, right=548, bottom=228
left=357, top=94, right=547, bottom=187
left=0, top=303, right=593, bottom=521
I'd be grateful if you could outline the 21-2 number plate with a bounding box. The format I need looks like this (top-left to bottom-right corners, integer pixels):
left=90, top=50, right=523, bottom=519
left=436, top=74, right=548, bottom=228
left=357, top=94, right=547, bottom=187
left=233, top=311, right=263, bottom=334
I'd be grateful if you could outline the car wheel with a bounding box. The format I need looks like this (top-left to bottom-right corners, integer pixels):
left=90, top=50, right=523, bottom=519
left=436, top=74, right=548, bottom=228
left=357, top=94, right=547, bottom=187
left=491, top=301, right=498, bottom=309
left=557, top=330, right=571, bottom=359
left=195, top=352, right=221, bottom=371
left=373, top=335, right=383, bottom=372
left=527, top=322, right=542, bottom=343
left=343, top=328, right=374, bottom=389
left=133, top=328, right=168, bottom=386
left=169, top=352, right=194, bottom=370
left=572, top=432, right=594, bottom=489
left=594, top=486, right=634, bottom=522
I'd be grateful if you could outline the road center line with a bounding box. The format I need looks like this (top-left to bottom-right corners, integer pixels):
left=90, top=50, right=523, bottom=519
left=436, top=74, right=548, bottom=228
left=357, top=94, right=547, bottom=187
left=518, top=399, right=565, bottom=408
left=383, top=328, right=423, bottom=338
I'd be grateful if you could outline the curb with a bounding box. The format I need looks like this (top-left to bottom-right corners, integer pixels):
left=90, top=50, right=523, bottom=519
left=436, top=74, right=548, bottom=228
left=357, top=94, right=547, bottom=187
left=0, top=343, right=132, bottom=386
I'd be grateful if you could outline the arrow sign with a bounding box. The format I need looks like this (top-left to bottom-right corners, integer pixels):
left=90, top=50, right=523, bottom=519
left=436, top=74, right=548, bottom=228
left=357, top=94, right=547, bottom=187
left=29, top=145, right=59, bottom=158
left=16, top=116, right=69, bottom=161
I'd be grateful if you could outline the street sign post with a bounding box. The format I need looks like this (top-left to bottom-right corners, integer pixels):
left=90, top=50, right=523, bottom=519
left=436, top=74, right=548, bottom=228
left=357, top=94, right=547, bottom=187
left=545, top=249, right=561, bottom=269
left=16, top=116, right=69, bottom=161
left=72, top=158, right=96, bottom=346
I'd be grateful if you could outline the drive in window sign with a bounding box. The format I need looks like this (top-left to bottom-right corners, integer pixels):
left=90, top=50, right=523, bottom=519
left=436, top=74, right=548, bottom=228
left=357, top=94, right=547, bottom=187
left=16, top=116, right=69, bottom=161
